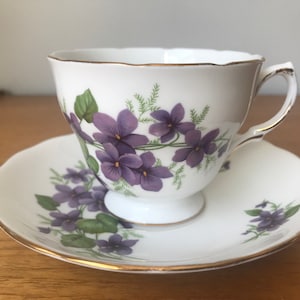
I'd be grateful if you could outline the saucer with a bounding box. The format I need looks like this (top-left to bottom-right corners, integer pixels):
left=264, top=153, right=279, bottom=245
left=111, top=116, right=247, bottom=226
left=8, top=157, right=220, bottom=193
left=1, top=134, right=300, bottom=274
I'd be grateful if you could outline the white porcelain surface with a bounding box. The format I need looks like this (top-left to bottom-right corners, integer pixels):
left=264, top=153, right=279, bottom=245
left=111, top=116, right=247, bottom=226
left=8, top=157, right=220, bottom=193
left=0, top=134, right=300, bottom=273
left=48, top=48, right=297, bottom=224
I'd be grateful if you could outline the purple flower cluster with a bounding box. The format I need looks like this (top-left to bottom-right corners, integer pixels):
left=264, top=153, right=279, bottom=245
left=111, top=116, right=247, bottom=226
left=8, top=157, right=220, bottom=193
left=242, top=200, right=300, bottom=242
left=51, top=168, right=111, bottom=214
left=93, top=109, right=149, bottom=155
left=149, top=103, right=195, bottom=143
left=50, top=210, right=81, bottom=232
left=49, top=168, right=110, bottom=231
left=134, top=152, right=173, bottom=191
left=53, top=184, right=93, bottom=208
left=96, top=234, right=138, bottom=255
left=95, top=143, right=173, bottom=192
left=172, top=129, right=220, bottom=168
left=38, top=166, right=139, bottom=256
left=250, top=208, right=287, bottom=232
left=85, top=103, right=224, bottom=192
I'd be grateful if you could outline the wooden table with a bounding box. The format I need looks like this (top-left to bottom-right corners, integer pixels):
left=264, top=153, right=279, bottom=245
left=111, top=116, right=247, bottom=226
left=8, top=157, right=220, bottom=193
left=0, top=95, right=300, bottom=300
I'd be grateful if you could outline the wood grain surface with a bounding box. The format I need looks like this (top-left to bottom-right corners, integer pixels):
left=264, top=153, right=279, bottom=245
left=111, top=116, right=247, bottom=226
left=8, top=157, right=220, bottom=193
left=0, top=95, right=299, bottom=300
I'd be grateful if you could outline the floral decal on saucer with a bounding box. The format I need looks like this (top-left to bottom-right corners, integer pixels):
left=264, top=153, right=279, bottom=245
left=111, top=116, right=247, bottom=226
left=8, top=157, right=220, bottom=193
left=64, top=84, right=230, bottom=196
left=243, top=200, right=300, bottom=242
left=37, top=162, right=143, bottom=258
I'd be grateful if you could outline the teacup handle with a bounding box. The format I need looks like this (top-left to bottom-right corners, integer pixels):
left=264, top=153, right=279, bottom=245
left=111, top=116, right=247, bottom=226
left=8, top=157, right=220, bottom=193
left=231, top=62, right=297, bottom=150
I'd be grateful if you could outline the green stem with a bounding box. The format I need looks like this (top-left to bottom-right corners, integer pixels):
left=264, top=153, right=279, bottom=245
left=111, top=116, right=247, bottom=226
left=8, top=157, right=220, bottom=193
left=137, top=132, right=184, bottom=151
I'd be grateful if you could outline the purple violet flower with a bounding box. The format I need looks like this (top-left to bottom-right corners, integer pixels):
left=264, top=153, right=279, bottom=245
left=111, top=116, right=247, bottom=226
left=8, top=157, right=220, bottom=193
left=93, top=109, right=149, bottom=154
left=50, top=210, right=81, bottom=232
left=63, top=168, right=92, bottom=184
left=96, top=143, right=142, bottom=185
left=149, top=103, right=195, bottom=143
left=134, top=152, right=173, bottom=191
left=96, top=234, right=138, bottom=255
left=53, top=184, right=93, bottom=208
left=250, top=208, right=287, bottom=232
left=172, top=129, right=220, bottom=167
left=65, top=113, right=94, bottom=143
left=79, top=186, right=109, bottom=212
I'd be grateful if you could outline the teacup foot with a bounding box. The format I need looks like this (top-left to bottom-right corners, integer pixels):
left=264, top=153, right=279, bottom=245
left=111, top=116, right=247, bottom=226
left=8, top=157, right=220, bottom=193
left=104, top=191, right=205, bottom=226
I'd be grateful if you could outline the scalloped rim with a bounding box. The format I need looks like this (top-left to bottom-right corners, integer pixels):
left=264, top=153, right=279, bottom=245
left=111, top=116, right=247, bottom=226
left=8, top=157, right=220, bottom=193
left=48, top=48, right=264, bottom=67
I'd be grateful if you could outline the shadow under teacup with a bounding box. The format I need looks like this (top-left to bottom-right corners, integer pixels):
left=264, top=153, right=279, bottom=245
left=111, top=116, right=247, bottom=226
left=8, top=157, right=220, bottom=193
left=48, top=48, right=297, bottom=225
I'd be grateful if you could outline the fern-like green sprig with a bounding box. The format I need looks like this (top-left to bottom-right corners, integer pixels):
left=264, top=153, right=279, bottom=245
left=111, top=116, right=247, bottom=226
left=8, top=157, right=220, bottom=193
left=168, top=163, right=185, bottom=190
left=112, top=179, right=136, bottom=197
left=126, top=83, right=161, bottom=123
left=125, top=99, right=135, bottom=114
left=190, top=105, right=210, bottom=126
left=147, top=83, right=160, bottom=111
left=50, top=168, right=66, bottom=184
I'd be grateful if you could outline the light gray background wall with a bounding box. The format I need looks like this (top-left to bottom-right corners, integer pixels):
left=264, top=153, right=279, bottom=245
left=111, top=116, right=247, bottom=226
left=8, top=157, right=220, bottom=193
left=0, top=0, right=299, bottom=95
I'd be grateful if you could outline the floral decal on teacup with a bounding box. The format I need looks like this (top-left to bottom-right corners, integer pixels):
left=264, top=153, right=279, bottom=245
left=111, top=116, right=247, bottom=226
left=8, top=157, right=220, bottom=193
left=37, top=162, right=143, bottom=258
left=242, top=200, right=300, bottom=242
left=64, top=84, right=230, bottom=196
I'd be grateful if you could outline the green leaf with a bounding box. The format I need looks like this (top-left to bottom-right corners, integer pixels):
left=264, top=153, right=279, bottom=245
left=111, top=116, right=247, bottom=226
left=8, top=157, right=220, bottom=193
left=36, top=194, right=59, bottom=211
left=87, top=155, right=99, bottom=174
left=74, top=89, right=98, bottom=123
left=245, top=209, right=262, bottom=216
left=76, top=213, right=118, bottom=234
left=61, top=234, right=96, bottom=248
left=76, top=219, right=104, bottom=234
left=285, top=204, right=300, bottom=218
left=96, top=213, right=119, bottom=225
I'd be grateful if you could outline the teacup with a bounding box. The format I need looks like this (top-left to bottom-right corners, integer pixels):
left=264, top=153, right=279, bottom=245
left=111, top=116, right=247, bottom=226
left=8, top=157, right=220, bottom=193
left=48, top=48, right=297, bottom=225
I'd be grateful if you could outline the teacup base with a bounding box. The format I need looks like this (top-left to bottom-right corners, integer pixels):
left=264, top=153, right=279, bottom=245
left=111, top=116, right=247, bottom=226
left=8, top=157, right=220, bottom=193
left=104, top=191, right=205, bottom=225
